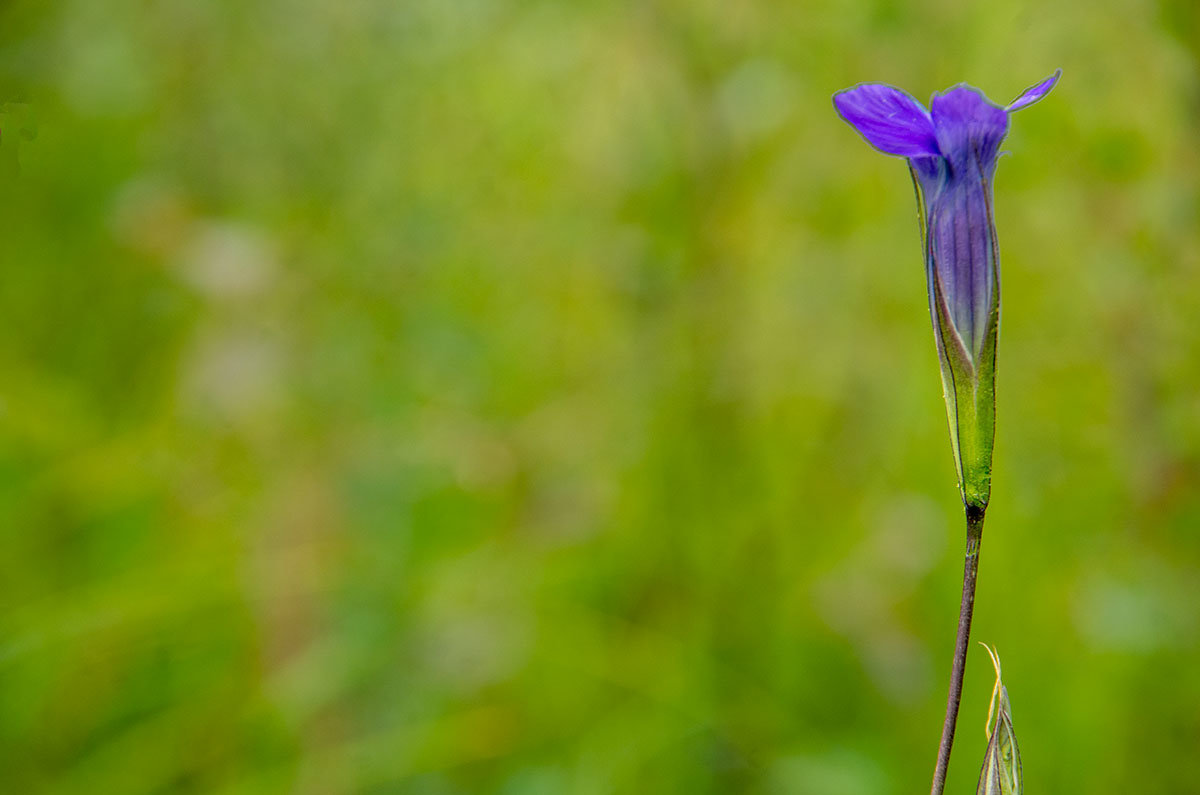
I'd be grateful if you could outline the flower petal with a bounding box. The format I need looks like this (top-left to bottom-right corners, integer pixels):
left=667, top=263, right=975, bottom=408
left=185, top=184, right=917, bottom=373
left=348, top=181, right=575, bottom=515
left=833, top=83, right=940, bottom=158
left=1007, top=69, right=1061, bottom=112
left=930, top=85, right=1009, bottom=168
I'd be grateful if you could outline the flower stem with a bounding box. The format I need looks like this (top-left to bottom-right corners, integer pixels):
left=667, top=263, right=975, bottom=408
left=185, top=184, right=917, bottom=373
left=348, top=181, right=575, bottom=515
left=929, top=505, right=986, bottom=795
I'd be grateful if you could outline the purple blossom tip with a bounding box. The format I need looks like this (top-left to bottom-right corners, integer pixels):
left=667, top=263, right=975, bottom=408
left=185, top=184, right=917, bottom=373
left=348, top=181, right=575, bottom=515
left=1007, top=69, right=1062, bottom=112
left=929, top=85, right=1010, bottom=164
left=832, top=83, right=940, bottom=158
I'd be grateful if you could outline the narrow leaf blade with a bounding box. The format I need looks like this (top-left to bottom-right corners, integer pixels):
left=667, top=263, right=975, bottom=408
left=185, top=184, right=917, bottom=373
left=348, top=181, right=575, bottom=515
left=977, top=645, right=1022, bottom=795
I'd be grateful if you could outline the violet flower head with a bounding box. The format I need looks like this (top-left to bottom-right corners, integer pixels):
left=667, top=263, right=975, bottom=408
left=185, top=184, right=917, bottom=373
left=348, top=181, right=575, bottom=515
left=833, top=71, right=1059, bottom=510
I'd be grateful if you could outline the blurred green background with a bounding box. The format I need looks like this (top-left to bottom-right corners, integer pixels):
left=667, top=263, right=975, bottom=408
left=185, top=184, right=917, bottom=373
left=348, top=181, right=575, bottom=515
left=2, top=0, right=1199, bottom=792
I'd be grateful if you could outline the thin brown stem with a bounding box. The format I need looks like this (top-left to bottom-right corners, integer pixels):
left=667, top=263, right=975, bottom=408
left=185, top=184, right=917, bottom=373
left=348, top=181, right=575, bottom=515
left=929, top=505, right=986, bottom=795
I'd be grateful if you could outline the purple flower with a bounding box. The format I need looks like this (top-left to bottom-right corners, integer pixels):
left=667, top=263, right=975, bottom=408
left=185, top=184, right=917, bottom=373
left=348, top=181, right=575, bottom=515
left=833, top=71, right=1059, bottom=509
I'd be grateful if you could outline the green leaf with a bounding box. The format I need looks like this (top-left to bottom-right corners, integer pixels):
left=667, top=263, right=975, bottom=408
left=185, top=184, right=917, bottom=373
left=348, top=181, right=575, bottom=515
left=977, top=644, right=1022, bottom=795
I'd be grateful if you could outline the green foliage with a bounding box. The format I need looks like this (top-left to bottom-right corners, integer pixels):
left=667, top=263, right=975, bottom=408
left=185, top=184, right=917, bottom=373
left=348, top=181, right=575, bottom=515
left=0, top=1, right=1198, bottom=793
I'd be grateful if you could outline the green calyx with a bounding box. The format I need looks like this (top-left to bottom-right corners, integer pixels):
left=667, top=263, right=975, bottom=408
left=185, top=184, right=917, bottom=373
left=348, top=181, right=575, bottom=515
left=910, top=166, right=1000, bottom=512
left=931, top=283, right=997, bottom=511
